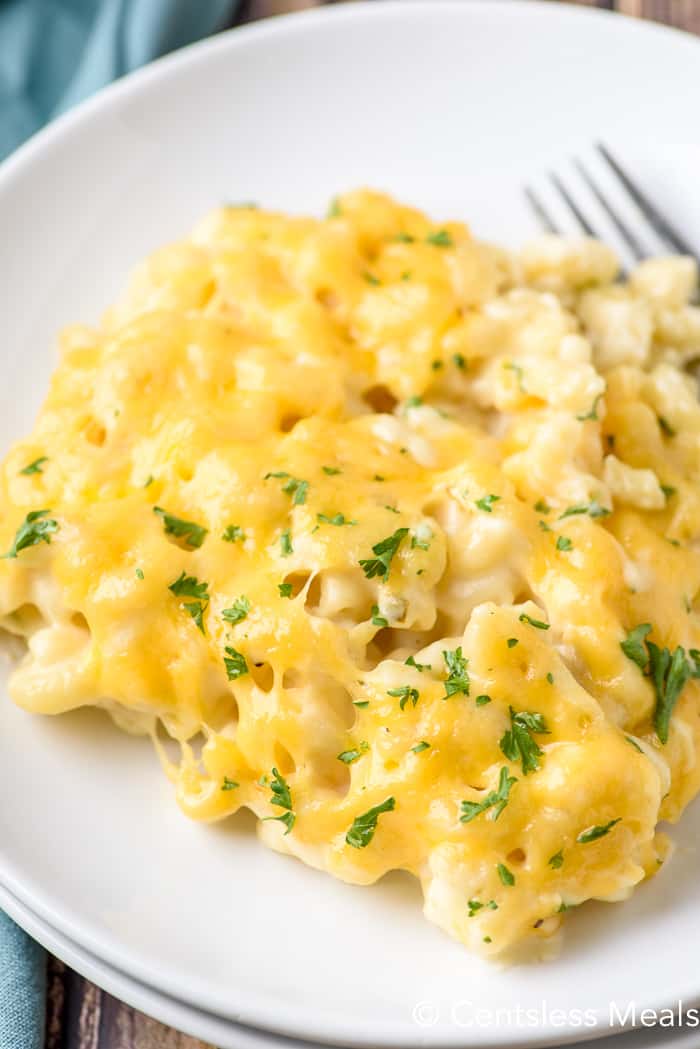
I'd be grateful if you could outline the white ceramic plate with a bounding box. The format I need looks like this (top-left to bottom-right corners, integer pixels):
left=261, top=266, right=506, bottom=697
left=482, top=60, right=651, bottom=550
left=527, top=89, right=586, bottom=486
left=2, top=886, right=699, bottom=1049
left=2, top=3, right=700, bottom=1047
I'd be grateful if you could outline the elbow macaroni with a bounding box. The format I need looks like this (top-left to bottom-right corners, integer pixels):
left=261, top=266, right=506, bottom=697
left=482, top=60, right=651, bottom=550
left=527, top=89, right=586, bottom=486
left=2, top=190, right=700, bottom=957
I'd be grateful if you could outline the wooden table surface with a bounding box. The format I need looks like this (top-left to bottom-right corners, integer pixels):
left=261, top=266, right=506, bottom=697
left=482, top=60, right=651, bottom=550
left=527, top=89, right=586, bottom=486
left=43, top=0, right=696, bottom=1046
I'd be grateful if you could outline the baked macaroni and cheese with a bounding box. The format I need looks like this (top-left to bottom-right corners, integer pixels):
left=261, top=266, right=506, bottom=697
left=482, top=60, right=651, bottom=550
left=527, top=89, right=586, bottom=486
left=2, top=190, right=699, bottom=957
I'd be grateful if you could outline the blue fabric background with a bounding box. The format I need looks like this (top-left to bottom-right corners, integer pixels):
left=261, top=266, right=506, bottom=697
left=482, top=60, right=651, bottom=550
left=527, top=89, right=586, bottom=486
left=0, top=0, right=235, bottom=160
left=0, top=5, right=237, bottom=1044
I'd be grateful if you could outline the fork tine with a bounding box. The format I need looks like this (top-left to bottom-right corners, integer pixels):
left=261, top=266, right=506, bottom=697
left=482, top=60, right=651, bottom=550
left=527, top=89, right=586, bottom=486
left=524, top=186, right=561, bottom=234
left=597, top=143, right=698, bottom=259
left=549, top=172, right=597, bottom=236
left=573, top=158, right=646, bottom=262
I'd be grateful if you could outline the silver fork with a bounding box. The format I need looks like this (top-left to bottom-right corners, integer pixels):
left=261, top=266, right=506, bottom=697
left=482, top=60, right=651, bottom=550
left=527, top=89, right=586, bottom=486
left=524, top=143, right=699, bottom=272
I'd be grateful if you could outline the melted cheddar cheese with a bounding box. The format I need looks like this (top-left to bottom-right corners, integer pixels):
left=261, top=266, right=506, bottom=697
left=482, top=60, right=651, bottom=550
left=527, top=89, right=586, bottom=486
left=2, top=190, right=700, bottom=957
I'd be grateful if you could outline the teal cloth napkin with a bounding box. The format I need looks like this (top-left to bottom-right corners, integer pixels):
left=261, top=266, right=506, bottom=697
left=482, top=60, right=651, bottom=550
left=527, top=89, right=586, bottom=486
left=0, top=0, right=236, bottom=161
left=0, top=5, right=239, bottom=1043
left=0, top=909, right=46, bottom=1049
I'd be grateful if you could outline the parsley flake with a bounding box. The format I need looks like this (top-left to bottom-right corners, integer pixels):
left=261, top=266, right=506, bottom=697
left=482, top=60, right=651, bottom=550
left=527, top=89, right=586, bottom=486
left=556, top=535, right=573, bottom=552
left=548, top=850, right=564, bottom=869
left=317, top=512, right=357, bottom=527
left=411, top=741, right=430, bottom=754
left=426, top=229, right=454, bottom=248
left=388, top=685, right=420, bottom=710
left=442, top=646, right=470, bottom=699
left=3, top=509, right=58, bottom=559
left=558, top=501, right=610, bottom=520
left=500, top=706, right=550, bottom=775
left=153, top=506, right=207, bottom=549
left=168, top=572, right=210, bottom=633
left=576, top=394, right=603, bottom=422
left=497, top=863, right=515, bottom=887
left=346, top=796, right=395, bottom=849
left=322, top=465, right=342, bottom=475
left=265, top=473, right=309, bottom=506
left=476, top=694, right=492, bottom=706
left=224, top=646, right=248, bottom=680
left=460, top=767, right=517, bottom=823
left=577, top=819, right=621, bottom=844
left=359, top=527, right=409, bottom=580
left=507, top=637, right=519, bottom=648
left=222, top=595, right=251, bottom=625
left=278, top=582, right=293, bottom=598
left=519, top=612, right=550, bottom=630
left=221, top=777, right=239, bottom=792
left=20, top=456, right=48, bottom=476
left=222, top=524, right=245, bottom=543
left=475, top=494, right=500, bottom=513
left=405, top=655, right=431, bottom=672
left=371, top=605, right=388, bottom=627
left=280, top=530, right=293, bottom=557
left=337, top=742, right=369, bottom=764
left=262, top=767, right=295, bottom=834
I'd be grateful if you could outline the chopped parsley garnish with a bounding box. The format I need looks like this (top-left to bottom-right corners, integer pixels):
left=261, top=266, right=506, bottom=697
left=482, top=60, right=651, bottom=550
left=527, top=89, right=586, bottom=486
left=224, top=646, right=248, bottom=680
left=504, top=361, right=526, bottom=392
left=371, top=605, right=388, bottom=627
left=384, top=504, right=400, bottom=514
left=394, top=231, right=415, bottom=243
left=658, top=415, right=676, bottom=438
left=3, top=509, right=58, bottom=559
left=327, top=197, right=342, bottom=218
left=453, top=353, right=467, bottom=370
left=620, top=623, right=652, bottom=669
left=322, top=465, right=342, bottom=475
left=279, top=529, right=293, bottom=557
left=546, top=672, right=554, bottom=684
left=661, top=484, right=677, bottom=500
left=548, top=850, right=564, bottom=869
left=497, top=863, right=515, bottom=887
left=337, top=741, right=369, bottom=764
left=620, top=624, right=700, bottom=743
left=405, top=395, right=423, bottom=409
left=506, top=637, right=519, bottom=648
left=558, top=501, right=610, bottom=520
left=135, top=568, right=144, bottom=580
left=576, top=394, right=603, bottom=422
left=500, top=707, right=550, bottom=775
left=168, top=572, right=210, bottom=633
left=388, top=685, right=420, bottom=710
left=222, top=524, right=245, bottom=543
left=278, top=582, right=293, bottom=598
left=317, top=512, right=357, bottom=526
left=475, top=694, right=492, bottom=706
left=534, top=499, right=551, bottom=514
left=265, top=472, right=309, bottom=506
left=262, top=768, right=295, bottom=834
left=346, top=796, right=395, bottom=849
left=221, top=777, right=239, bottom=792
left=475, top=494, right=500, bottom=513
left=405, top=654, right=431, bottom=672
left=411, top=741, right=430, bottom=754
left=426, top=229, right=454, bottom=248
left=359, top=527, right=409, bottom=580
left=363, top=271, right=381, bottom=286
left=442, top=646, right=470, bottom=698
left=519, top=612, right=550, bottom=630
left=222, top=595, right=251, bottom=625
left=153, top=506, right=207, bottom=549
left=20, top=456, right=48, bottom=476
left=539, top=519, right=552, bottom=533
left=353, top=700, right=370, bottom=709
left=577, top=818, right=621, bottom=844
left=625, top=736, right=644, bottom=753
left=468, top=898, right=498, bottom=917
left=431, top=359, right=444, bottom=371
left=556, top=535, right=573, bottom=552
left=460, top=767, right=517, bottom=823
